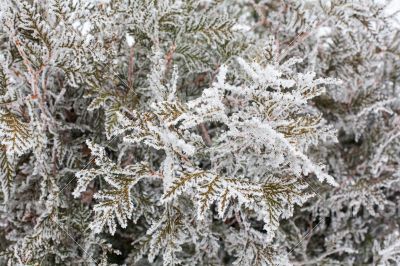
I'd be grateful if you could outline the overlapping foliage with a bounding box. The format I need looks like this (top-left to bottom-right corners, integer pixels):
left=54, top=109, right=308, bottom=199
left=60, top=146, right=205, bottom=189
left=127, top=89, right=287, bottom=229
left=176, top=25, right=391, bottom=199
left=0, top=0, right=399, bottom=265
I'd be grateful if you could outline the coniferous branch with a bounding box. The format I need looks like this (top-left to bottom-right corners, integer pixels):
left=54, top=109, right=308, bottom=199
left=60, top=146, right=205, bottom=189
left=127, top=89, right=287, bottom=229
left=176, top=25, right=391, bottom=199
left=0, top=0, right=399, bottom=265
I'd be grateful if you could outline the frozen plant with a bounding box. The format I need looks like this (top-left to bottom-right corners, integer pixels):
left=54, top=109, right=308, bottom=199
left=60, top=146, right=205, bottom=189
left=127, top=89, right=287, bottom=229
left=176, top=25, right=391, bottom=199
left=0, top=0, right=399, bottom=265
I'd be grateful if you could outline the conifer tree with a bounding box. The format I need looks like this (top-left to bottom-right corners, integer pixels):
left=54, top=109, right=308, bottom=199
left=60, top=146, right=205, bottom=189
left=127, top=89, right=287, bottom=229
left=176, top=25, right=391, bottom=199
left=0, top=0, right=399, bottom=265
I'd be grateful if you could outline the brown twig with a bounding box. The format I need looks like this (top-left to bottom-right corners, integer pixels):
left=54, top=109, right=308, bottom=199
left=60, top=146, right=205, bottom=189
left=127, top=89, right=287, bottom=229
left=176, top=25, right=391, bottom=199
left=198, top=123, right=212, bottom=147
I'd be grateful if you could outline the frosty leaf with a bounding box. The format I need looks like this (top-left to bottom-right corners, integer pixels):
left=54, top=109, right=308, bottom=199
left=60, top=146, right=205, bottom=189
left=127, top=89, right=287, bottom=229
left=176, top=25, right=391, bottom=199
left=147, top=208, right=185, bottom=265
left=184, top=14, right=235, bottom=45
left=0, top=110, right=32, bottom=156
left=75, top=141, right=153, bottom=234
left=90, top=185, right=134, bottom=235
left=161, top=170, right=208, bottom=202
left=0, top=66, right=16, bottom=105
left=0, top=147, right=14, bottom=201
left=373, top=231, right=400, bottom=265
left=197, top=174, right=222, bottom=219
